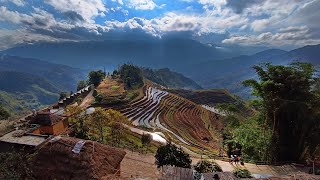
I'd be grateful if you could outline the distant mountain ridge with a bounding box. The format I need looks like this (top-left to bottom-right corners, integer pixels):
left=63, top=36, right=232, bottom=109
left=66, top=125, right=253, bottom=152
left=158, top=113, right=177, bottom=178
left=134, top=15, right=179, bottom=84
left=187, top=44, right=320, bottom=98
left=2, top=38, right=320, bottom=98
left=0, top=54, right=86, bottom=91
left=0, top=54, right=86, bottom=115
left=142, top=68, right=202, bottom=90
left=1, top=37, right=265, bottom=70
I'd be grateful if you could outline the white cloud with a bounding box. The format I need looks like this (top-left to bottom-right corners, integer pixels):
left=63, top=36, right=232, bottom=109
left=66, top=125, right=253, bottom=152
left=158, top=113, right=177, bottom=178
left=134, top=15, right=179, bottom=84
left=45, top=0, right=107, bottom=22
left=0, top=28, right=77, bottom=50
left=0, top=0, right=25, bottom=6
left=222, top=26, right=320, bottom=47
left=0, top=6, right=33, bottom=24
left=105, top=11, right=247, bottom=37
left=126, top=0, right=158, bottom=10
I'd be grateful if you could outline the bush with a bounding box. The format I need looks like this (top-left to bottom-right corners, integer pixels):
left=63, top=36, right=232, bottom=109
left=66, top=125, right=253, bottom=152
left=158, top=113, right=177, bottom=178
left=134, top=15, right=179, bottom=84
left=0, top=105, right=10, bottom=120
left=194, top=160, right=222, bottom=173
left=155, top=143, right=191, bottom=168
left=233, top=168, right=252, bottom=178
left=0, top=151, right=34, bottom=179
left=141, top=133, right=152, bottom=147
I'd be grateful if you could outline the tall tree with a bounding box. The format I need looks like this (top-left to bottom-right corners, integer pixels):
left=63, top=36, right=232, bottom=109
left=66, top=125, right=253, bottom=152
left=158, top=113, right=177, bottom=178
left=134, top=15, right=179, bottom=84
left=88, top=70, right=105, bottom=87
left=243, top=62, right=318, bottom=162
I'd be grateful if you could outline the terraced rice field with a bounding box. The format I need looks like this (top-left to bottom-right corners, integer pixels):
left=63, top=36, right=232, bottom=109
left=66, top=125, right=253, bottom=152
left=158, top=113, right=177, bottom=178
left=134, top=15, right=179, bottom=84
left=114, top=86, right=224, bottom=153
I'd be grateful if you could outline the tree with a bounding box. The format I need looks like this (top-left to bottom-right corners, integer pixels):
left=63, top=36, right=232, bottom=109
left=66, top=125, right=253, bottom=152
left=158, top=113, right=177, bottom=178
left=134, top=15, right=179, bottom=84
left=155, top=143, right=192, bottom=168
left=194, top=160, right=222, bottom=173
left=86, top=108, right=128, bottom=143
left=110, top=122, right=124, bottom=146
left=243, top=62, right=318, bottom=162
left=77, top=80, right=88, bottom=91
left=59, top=92, right=68, bottom=101
left=230, top=115, right=272, bottom=162
left=65, top=105, right=88, bottom=139
left=88, top=70, right=105, bottom=87
left=0, top=105, right=10, bottom=120
left=118, top=64, right=144, bottom=89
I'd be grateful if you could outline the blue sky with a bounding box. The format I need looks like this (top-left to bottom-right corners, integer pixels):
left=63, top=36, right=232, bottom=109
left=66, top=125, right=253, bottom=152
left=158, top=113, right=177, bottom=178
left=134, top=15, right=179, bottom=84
left=0, top=0, right=319, bottom=50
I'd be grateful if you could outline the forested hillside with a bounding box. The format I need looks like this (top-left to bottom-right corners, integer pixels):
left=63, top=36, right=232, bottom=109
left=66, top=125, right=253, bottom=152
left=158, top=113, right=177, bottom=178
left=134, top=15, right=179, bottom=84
left=0, top=54, right=86, bottom=117
left=142, top=68, right=202, bottom=90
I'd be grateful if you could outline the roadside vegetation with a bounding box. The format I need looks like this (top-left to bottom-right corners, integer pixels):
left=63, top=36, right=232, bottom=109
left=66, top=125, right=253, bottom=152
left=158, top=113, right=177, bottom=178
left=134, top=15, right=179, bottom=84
left=224, top=62, right=320, bottom=164
left=66, top=106, right=159, bottom=153
left=155, top=142, right=192, bottom=168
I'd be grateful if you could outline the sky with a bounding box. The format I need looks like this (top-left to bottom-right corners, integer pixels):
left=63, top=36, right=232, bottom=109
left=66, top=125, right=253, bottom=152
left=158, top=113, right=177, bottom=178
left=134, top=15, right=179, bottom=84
left=0, top=0, right=319, bottom=50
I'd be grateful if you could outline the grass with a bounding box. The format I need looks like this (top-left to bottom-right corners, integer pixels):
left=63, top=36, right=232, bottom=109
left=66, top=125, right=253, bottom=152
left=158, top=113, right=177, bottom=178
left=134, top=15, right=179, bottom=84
left=97, top=77, right=125, bottom=97
left=111, top=85, right=120, bottom=90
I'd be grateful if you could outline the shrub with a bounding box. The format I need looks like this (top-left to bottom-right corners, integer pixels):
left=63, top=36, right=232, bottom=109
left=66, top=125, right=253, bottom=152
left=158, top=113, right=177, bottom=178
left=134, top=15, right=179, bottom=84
left=155, top=143, right=191, bottom=168
left=141, top=133, right=152, bottom=147
left=233, top=168, right=252, bottom=178
left=0, top=151, right=34, bottom=179
left=194, top=160, right=222, bottom=173
left=0, top=105, right=10, bottom=120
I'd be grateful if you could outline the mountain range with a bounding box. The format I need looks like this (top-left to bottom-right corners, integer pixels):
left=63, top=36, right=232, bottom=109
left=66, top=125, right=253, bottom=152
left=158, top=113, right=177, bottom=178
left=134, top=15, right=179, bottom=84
left=2, top=38, right=320, bottom=98
left=186, top=44, right=320, bottom=98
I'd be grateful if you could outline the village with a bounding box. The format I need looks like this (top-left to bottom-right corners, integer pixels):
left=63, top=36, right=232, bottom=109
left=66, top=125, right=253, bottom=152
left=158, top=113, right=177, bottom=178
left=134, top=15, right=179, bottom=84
left=0, top=70, right=318, bottom=179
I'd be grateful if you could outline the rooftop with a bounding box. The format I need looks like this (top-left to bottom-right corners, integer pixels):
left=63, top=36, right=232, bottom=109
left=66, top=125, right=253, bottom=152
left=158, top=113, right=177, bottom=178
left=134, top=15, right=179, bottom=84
left=0, top=130, right=48, bottom=146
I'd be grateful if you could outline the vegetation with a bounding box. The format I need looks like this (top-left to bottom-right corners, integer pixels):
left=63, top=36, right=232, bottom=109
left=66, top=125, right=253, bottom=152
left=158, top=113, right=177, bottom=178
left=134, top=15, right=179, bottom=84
left=59, top=92, right=68, bottom=100
left=0, top=105, right=10, bottom=120
left=65, top=105, right=87, bottom=139
left=142, top=68, right=202, bottom=90
left=117, top=64, right=144, bottom=89
left=243, top=62, right=320, bottom=162
left=194, top=160, right=222, bottom=173
left=88, top=70, right=105, bottom=87
left=86, top=108, right=128, bottom=142
left=0, top=151, right=34, bottom=179
left=141, top=133, right=152, bottom=152
left=68, top=107, right=129, bottom=143
left=155, top=142, right=192, bottom=168
left=77, top=80, right=88, bottom=91
left=233, top=168, right=252, bottom=178
left=229, top=115, right=272, bottom=162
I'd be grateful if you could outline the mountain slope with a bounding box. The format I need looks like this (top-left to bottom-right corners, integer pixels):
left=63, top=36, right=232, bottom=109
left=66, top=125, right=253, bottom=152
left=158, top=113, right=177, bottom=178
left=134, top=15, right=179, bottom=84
left=142, top=68, right=202, bottom=90
left=0, top=55, right=86, bottom=116
left=0, top=71, right=60, bottom=115
left=187, top=45, right=320, bottom=98
left=0, top=54, right=86, bottom=91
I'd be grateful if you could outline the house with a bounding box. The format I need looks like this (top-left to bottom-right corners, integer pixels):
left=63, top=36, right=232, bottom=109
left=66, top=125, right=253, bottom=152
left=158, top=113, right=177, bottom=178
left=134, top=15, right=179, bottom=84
left=28, top=109, right=69, bottom=135
left=0, top=129, right=49, bottom=153
left=31, top=136, right=126, bottom=179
